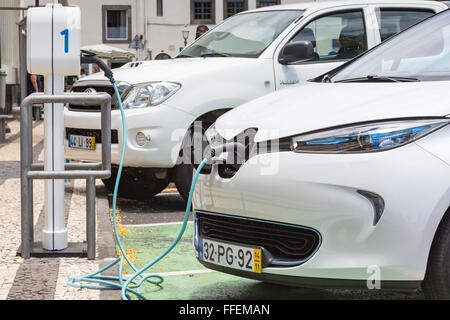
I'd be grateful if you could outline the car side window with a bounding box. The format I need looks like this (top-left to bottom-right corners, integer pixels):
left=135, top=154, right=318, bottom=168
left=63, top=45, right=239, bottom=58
left=288, top=10, right=367, bottom=62
left=375, top=9, right=435, bottom=42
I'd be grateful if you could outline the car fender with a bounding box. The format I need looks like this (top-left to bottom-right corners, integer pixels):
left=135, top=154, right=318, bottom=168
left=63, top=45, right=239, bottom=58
left=164, top=58, right=275, bottom=119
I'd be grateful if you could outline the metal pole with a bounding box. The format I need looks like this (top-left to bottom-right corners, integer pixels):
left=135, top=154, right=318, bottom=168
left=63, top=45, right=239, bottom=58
left=28, top=170, right=111, bottom=180
left=86, top=177, right=96, bottom=260
left=0, top=119, right=5, bottom=141
left=31, top=163, right=103, bottom=171
left=20, top=101, right=33, bottom=259
left=20, top=93, right=111, bottom=259
left=18, top=19, right=27, bottom=105
left=43, top=74, right=67, bottom=251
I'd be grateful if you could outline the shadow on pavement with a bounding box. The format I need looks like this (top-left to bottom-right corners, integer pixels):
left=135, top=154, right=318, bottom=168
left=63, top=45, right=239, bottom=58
left=108, top=191, right=189, bottom=225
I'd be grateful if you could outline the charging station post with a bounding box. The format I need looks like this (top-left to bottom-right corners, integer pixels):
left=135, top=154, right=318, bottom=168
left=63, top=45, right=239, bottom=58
left=27, top=3, right=81, bottom=251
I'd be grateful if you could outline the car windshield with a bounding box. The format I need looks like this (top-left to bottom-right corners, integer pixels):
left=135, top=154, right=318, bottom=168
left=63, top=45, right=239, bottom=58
left=178, top=10, right=303, bottom=58
left=331, top=10, right=450, bottom=82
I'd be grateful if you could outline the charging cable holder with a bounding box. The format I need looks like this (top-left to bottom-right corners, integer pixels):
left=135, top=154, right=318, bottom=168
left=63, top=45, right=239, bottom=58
left=19, top=93, right=112, bottom=259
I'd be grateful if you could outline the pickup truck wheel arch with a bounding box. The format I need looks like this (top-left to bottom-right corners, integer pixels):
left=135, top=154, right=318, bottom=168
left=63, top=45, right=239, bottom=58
left=174, top=108, right=231, bottom=201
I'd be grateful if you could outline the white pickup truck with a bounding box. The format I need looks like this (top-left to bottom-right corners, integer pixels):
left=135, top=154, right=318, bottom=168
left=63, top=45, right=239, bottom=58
left=64, top=0, right=447, bottom=200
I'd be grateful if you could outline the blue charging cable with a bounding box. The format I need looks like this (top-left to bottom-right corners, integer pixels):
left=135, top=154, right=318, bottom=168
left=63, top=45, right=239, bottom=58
left=68, top=81, right=210, bottom=300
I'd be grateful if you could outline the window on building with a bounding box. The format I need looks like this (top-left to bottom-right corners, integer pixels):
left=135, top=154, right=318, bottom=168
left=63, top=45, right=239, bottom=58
left=103, top=5, right=131, bottom=43
left=224, top=0, right=248, bottom=19
left=375, top=9, right=434, bottom=42
left=191, top=0, right=215, bottom=24
left=289, top=10, right=367, bottom=61
left=256, top=0, right=280, bottom=8
left=157, top=0, right=163, bottom=17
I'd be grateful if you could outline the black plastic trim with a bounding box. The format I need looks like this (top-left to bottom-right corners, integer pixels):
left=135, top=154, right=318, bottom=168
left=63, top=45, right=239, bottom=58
left=198, top=260, right=422, bottom=293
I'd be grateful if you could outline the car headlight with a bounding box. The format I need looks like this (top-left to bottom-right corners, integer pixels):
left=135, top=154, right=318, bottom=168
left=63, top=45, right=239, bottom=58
left=292, top=118, right=450, bottom=153
left=121, top=82, right=181, bottom=109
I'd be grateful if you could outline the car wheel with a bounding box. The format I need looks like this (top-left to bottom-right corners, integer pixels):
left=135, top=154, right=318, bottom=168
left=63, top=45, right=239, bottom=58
left=422, top=211, right=450, bottom=299
left=175, top=121, right=212, bottom=202
left=174, top=164, right=193, bottom=203
left=102, top=166, right=170, bottom=200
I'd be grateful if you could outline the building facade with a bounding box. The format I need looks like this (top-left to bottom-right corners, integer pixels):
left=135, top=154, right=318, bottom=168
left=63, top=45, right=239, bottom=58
left=1, top=0, right=22, bottom=85
left=19, top=0, right=313, bottom=62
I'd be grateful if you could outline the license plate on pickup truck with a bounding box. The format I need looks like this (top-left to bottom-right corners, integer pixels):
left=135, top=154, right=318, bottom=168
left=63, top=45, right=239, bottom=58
left=68, top=134, right=96, bottom=150
left=199, top=237, right=262, bottom=273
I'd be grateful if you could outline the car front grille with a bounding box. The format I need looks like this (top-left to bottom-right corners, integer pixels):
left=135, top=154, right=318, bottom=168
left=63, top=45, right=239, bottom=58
left=66, top=128, right=119, bottom=144
left=197, top=212, right=321, bottom=267
left=69, top=85, right=117, bottom=112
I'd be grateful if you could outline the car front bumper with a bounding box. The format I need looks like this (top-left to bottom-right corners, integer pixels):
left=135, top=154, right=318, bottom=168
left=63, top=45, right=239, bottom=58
left=64, top=104, right=196, bottom=168
left=192, top=141, right=450, bottom=285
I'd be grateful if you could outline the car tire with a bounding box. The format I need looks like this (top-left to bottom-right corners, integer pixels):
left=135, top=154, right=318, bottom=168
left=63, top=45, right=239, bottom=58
left=102, top=166, right=170, bottom=200
left=175, top=121, right=212, bottom=202
left=422, top=211, right=450, bottom=300
left=174, top=164, right=193, bottom=203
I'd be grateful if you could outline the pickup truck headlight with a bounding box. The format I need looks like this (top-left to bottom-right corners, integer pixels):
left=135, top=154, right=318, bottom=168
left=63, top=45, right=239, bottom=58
left=292, top=119, right=450, bottom=153
left=121, top=82, right=181, bottom=109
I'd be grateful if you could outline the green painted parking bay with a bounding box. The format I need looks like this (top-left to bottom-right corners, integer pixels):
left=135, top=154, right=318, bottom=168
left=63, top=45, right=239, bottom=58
left=117, top=223, right=328, bottom=300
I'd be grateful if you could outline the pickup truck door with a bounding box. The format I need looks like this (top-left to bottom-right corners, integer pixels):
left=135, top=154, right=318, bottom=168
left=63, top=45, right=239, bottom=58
left=273, top=5, right=377, bottom=90
left=368, top=3, right=438, bottom=43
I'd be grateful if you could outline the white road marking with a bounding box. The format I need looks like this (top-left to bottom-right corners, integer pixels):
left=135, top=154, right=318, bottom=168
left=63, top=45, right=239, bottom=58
left=142, top=269, right=216, bottom=277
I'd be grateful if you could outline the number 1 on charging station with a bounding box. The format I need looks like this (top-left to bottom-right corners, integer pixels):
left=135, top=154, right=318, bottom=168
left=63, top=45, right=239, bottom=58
left=61, top=29, right=69, bottom=53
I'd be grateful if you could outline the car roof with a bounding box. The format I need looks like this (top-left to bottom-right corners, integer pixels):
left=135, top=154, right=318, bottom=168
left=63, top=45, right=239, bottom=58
left=246, top=0, right=446, bottom=13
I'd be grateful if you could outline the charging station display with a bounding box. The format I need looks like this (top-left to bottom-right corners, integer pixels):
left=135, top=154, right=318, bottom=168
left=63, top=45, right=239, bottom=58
left=27, top=4, right=80, bottom=76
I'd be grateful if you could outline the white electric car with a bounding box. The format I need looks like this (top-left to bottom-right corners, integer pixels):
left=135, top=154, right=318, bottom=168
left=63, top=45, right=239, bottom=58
left=64, top=0, right=446, bottom=201
left=192, top=10, right=450, bottom=299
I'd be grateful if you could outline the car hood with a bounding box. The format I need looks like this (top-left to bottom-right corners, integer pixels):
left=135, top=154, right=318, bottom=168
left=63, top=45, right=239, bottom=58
left=77, top=57, right=263, bottom=85
left=215, top=82, right=450, bottom=142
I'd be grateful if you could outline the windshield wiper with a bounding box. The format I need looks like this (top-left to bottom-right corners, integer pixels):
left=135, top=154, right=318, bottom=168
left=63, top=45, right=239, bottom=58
left=175, top=54, right=195, bottom=59
left=200, top=52, right=230, bottom=58
left=335, top=75, right=420, bottom=83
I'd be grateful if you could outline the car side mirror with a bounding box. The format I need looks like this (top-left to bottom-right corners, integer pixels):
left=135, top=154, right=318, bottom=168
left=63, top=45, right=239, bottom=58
left=278, top=41, right=315, bottom=65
